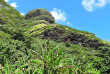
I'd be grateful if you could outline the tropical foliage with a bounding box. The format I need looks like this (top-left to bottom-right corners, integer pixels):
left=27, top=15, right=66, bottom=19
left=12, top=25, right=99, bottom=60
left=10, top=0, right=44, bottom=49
left=0, top=0, right=110, bottom=74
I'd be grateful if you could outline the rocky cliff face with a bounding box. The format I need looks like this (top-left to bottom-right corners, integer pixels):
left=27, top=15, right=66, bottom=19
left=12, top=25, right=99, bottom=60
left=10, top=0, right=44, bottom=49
left=23, top=8, right=106, bottom=49
left=42, top=27, right=105, bottom=48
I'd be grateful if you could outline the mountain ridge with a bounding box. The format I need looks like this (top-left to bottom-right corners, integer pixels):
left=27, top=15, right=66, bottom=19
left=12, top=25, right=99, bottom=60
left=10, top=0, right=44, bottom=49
left=0, top=1, right=110, bottom=73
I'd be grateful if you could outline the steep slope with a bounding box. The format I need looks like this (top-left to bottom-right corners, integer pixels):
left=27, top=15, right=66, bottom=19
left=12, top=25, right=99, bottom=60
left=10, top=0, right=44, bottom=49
left=22, top=9, right=106, bottom=49
left=0, top=0, right=22, bottom=25
left=25, top=9, right=56, bottom=24
left=0, top=2, right=110, bottom=73
left=21, top=9, right=110, bottom=73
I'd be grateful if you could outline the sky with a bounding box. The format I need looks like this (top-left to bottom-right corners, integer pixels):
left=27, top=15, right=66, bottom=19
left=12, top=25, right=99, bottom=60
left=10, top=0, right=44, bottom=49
left=5, top=0, right=110, bottom=41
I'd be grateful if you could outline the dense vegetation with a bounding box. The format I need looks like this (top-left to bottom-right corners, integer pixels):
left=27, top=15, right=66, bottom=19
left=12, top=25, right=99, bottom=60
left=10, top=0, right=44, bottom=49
left=0, top=0, right=110, bottom=74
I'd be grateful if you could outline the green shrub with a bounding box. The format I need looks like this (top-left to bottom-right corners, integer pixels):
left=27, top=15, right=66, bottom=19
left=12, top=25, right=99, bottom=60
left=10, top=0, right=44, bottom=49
left=65, top=42, right=71, bottom=47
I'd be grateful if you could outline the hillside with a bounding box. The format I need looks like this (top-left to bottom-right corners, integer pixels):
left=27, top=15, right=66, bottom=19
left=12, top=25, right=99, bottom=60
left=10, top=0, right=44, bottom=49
left=0, top=1, right=110, bottom=74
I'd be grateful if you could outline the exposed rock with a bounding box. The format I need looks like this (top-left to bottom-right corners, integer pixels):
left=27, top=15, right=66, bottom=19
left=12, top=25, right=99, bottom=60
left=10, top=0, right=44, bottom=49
left=42, top=27, right=65, bottom=40
left=42, top=27, right=104, bottom=48
left=25, top=9, right=56, bottom=24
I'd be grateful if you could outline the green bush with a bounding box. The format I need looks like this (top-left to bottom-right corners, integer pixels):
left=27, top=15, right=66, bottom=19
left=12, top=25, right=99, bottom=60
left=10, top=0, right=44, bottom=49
left=65, top=42, right=71, bottom=47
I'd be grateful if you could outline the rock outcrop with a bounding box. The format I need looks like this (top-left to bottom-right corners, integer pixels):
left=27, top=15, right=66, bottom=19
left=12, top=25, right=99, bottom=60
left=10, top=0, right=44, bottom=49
left=25, top=9, right=56, bottom=24
left=42, top=27, right=104, bottom=48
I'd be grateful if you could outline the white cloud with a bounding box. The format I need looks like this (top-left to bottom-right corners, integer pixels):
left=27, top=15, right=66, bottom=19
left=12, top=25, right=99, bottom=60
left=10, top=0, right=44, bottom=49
left=50, top=8, right=67, bottom=22
left=10, top=2, right=17, bottom=8
left=82, top=0, right=95, bottom=12
left=96, top=0, right=107, bottom=7
left=4, top=0, right=9, bottom=2
left=82, top=0, right=109, bottom=12
left=20, top=12, right=24, bottom=15
left=50, top=8, right=72, bottom=26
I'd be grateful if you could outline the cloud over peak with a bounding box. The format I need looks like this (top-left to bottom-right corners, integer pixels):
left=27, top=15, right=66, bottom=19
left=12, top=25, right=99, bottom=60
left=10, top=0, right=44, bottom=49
left=50, top=8, right=66, bottom=22
left=82, top=0, right=110, bottom=12
left=4, top=0, right=9, bottom=2
left=10, top=2, right=17, bottom=8
left=50, top=8, right=72, bottom=26
left=20, top=12, right=24, bottom=15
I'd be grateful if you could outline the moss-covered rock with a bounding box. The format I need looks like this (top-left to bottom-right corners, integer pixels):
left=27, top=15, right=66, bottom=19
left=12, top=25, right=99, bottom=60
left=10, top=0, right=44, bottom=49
left=25, top=9, right=56, bottom=24
left=35, top=15, right=55, bottom=24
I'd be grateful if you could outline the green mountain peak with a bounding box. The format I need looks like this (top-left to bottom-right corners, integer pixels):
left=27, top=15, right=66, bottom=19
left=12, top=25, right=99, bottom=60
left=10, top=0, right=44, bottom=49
left=0, top=2, right=110, bottom=73
left=25, top=9, right=56, bottom=24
